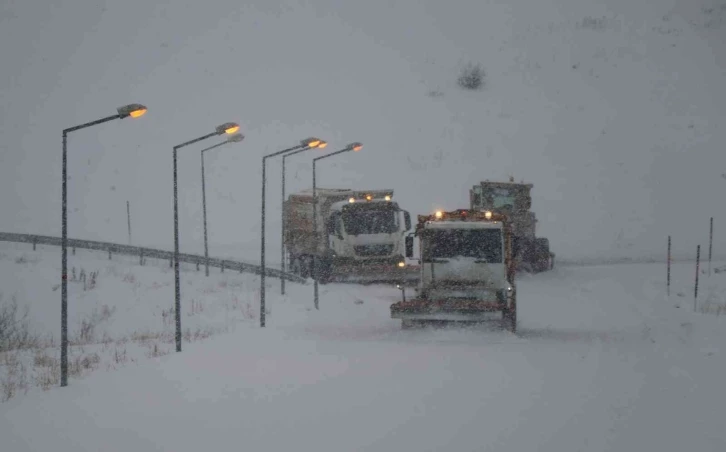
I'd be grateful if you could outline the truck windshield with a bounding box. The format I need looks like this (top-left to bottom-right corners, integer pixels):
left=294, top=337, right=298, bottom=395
left=342, top=204, right=398, bottom=235
left=425, top=228, right=503, bottom=263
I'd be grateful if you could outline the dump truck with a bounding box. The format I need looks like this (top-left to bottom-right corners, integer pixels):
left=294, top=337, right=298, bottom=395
left=390, top=209, right=518, bottom=332
left=469, top=178, right=554, bottom=273
left=283, top=188, right=418, bottom=284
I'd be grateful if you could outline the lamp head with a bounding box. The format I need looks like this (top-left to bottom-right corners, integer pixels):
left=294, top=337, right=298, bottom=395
left=117, top=103, right=147, bottom=119
left=216, top=122, right=240, bottom=135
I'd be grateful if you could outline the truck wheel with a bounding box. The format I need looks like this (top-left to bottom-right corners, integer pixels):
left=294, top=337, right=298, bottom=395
left=402, top=319, right=426, bottom=329
left=314, top=257, right=333, bottom=284
left=290, top=256, right=309, bottom=279
left=516, top=237, right=536, bottom=273
left=289, top=256, right=300, bottom=277
left=502, top=308, right=517, bottom=333
left=502, top=295, right=517, bottom=334
left=534, top=238, right=551, bottom=273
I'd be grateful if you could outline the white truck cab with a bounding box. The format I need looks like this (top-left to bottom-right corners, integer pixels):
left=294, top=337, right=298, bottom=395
left=392, top=209, right=517, bottom=332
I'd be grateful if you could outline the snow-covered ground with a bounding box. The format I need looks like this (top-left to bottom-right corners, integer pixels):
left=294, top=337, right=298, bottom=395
left=2, top=242, right=726, bottom=450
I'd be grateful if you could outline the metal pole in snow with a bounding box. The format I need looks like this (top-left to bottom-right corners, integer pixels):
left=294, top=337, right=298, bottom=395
left=312, top=159, right=319, bottom=310
left=260, top=157, right=267, bottom=326
left=667, top=235, right=671, bottom=297
left=708, top=217, right=713, bottom=277
left=695, top=244, right=700, bottom=312
left=309, top=143, right=362, bottom=311
left=202, top=151, right=210, bottom=277
left=259, top=139, right=318, bottom=326
left=127, top=201, right=132, bottom=245
left=61, top=130, right=68, bottom=387
left=281, top=156, right=286, bottom=296
left=60, top=106, right=145, bottom=387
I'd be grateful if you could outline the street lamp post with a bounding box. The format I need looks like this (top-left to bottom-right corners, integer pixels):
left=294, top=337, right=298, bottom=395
left=311, top=142, right=363, bottom=310
left=280, top=141, right=328, bottom=295
left=173, top=122, right=240, bottom=352
left=200, top=133, right=245, bottom=277
left=61, top=103, right=147, bottom=387
left=260, top=137, right=325, bottom=328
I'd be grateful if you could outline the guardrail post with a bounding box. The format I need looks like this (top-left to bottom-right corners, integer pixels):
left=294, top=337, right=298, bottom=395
left=72, top=247, right=76, bottom=255
left=221, top=262, right=225, bottom=273
left=169, top=257, right=173, bottom=268
left=33, top=240, right=36, bottom=251
left=695, top=244, right=701, bottom=312
left=196, top=262, right=200, bottom=271
left=139, top=249, right=143, bottom=266
left=108, top=250, right=112, bottom=260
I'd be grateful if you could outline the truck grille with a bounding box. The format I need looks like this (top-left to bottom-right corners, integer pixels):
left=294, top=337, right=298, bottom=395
left=354, top=244, right=394, bottom=257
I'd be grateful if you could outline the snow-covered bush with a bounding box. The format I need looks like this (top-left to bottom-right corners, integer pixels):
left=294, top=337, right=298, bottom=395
left=457, top=63, right=485, bottom=90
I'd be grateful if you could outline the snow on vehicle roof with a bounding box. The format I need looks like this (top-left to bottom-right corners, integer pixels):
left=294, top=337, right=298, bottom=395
left=330, top=198, right=395, bottom=211
left=425, top=221, right=503, bottom=229
left=293, top=188, right=394, bottom=196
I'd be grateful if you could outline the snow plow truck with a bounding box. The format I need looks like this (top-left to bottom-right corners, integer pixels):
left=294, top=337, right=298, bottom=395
left=390, top=209, right=518, bottom=332
left=469, top=178, right=554, bottom=273
left=283, top=188, right=419, bottom=284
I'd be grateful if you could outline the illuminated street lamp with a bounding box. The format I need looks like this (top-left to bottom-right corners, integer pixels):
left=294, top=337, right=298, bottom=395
left=260, top=137, right=325, bottom=327
left=311, top=142, right=363, bottom=309
left=280, top=140, right=328, bottom=295
left=60, top=103, right=147, bottom=387
left=173, top=122, right=240, bottom=352
left=201, top=133, right=245, bottom=277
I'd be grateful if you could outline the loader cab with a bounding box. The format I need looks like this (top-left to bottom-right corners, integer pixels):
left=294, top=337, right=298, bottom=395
left=470, top=181, right=532, bottom=215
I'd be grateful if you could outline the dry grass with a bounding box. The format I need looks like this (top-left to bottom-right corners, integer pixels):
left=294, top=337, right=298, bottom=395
left=33, top=352, right=60, bottom=391
left=696, top=286, right=726, bottom=315
left=0, top=293, right=42, bottom=353
left=2, top=352, right=29, bottom=401
left=0, top=273, right=235, bottom=403
left=1, top=323, right=229, bottom=403
left=698, top=303, right=726, bottom=315
left=71, top=305, right=116, bottom=346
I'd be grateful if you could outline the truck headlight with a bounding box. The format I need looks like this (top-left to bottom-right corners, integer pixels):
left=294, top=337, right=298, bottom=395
left=397, top=261, right=406, bottom=268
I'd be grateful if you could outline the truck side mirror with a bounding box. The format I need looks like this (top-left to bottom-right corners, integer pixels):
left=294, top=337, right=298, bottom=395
left=404, top=211, right=411, bottom=231
left=405, top=236, right=414, bottom=258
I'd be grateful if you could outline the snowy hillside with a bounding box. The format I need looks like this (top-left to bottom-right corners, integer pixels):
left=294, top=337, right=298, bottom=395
left=1, top=0, right=724, bottom=263
left=3, top=242, right=726, bottom=449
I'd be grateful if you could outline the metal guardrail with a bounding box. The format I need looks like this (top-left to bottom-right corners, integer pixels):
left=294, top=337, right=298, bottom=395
left=0, top=232, right=306, bottom=284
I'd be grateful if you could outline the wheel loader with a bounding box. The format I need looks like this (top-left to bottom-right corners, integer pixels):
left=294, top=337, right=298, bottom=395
left=469, top=178, right=554, bottom=273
